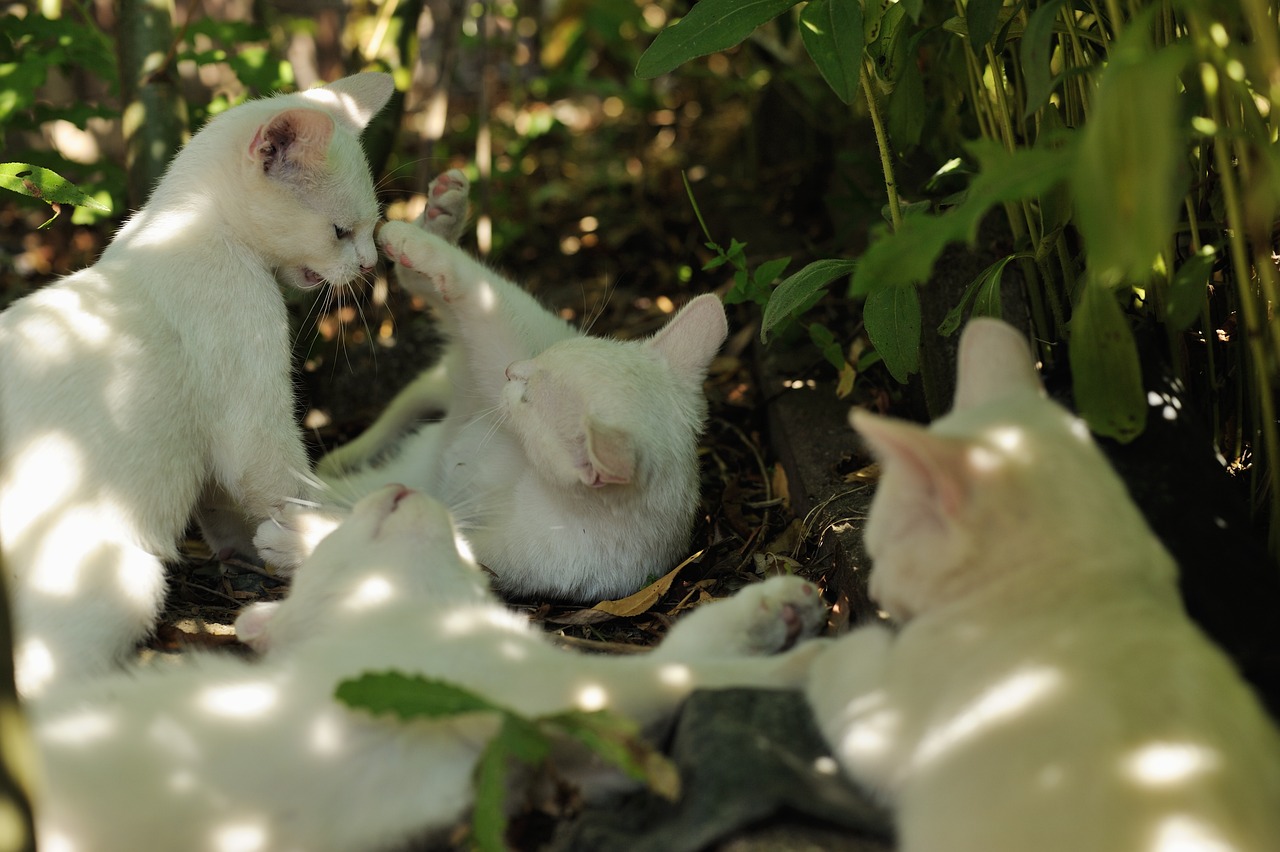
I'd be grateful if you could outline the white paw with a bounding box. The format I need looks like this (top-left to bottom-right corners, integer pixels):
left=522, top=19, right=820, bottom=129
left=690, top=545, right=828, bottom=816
left=252, top=506, right=342, bottom=573
left=660, top=575, right=827, bottom=658
left=379, top=221, right=459, bottom=302
left=417, top=169, right=470, bottom=244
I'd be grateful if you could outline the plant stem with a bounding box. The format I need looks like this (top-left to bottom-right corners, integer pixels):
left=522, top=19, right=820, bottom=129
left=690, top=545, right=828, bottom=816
left=861, top=62, right=902, bottom=233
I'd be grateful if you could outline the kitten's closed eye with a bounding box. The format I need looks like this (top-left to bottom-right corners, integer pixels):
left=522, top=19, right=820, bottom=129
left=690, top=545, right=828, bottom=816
left=334, top=224, right=352, bottom=240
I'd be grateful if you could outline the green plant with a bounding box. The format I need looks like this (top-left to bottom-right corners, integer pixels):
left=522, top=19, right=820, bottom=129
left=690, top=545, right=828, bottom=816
left=336, top=672, right=678, bottom=851
left=639, top=0, right=1280, bottom=558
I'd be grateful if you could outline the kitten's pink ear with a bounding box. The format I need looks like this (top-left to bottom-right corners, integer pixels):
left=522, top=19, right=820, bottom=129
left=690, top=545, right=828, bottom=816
left=850, top=409, right=969, bottom=518
left=234, top=601, right=280, bottom=651
left=646, top=294, right=729, bottom=383
left=301, top=72, right=395, bottom=132
left=249, top=108, right=334, bottom=174
left=581, top=419, right=635, bottom=488
left=952, top=318, right=1043, bottom=412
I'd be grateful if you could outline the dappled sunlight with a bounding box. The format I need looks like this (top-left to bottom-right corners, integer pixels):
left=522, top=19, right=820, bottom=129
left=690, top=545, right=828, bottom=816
left=342, top=574, right=395, bottom=612
left=1123, top=742, right=1221, bottom=788
left=574, top=683, right=608, bottom=712
left=1148, top=814, right=1235, bottom=852
left=913, top=667, right=1063, bottom=769
left=14, top=288, right=113, bottom=356
left=474, top=277, right=498, bottom=312
left=197, top=681, right=279, bottom=720
left=309, top=711, right=346, bottom=756
left=39, top=709, right=116, bottom=747
left=658, top=663, right=692, bottom=688
left=213, top=820, right=269, bottom=852
left=41, top=832, right=76, bottom=852
left=14, top=639, right=55, bottom=697
left=1, top=432, right=85, bottom=547
left=441, top=604, right=527, bottom=636
left=148, top=716, right=202, bottom=761
left=834, top=690, right=901, bottom=762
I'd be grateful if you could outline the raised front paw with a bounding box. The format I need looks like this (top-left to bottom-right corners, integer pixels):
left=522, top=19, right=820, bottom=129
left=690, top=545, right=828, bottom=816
left=418, top=169, right=470, bottom=244
left=379, top=220, right=461, bottom=303
left=253, top=505, right=342, bottom=573
left=658, top=575, right=828, bottom=658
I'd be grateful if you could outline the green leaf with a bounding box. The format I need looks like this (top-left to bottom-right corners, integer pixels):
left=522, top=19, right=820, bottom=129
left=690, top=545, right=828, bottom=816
left=335, top=672, right=508, bottom=720
left=754, top=256, right=792, bottom=288
left=0, top=163, right=112, bottom=211
left=850, top=142, right=1074, bottom=296
left=809, top=323, right=847, bottom=371
left=546, top=710, right=681, bottom=800
left=864, top=283, right=921, bottom=382
left=635, top=0, right=804, bottom=78
left=1069, top=281, right=1146, bottom=442
left=966, top=0, right=1004, bottom=54
left=866, top=1, right=910, bottom=86
left=799, top=0, right=863, bottom=105
left=937, top=253, right=1022, bottom=336
left=762, top=258, right=856, bottom=342
left=1165, top=245, right=1216, bottom=331
left=471, top=715, right=551, bottom=852
left=1073, top=22, right=1190, bottom=286
left=1020, top=0, right=1065, bottom=119
left=887, top=44, right=925, bottom=148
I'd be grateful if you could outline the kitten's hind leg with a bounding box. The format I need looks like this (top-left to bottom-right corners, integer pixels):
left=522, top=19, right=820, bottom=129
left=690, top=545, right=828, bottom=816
left=253, top=505, right=343, bottom=573
left=653, top=575, right=828, bottom=659
left=416, top=169, right=470, bottom=244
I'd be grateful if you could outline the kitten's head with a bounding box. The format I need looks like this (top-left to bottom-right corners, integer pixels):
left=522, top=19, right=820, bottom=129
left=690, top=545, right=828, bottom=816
left=236, top=485, right=488, bottom=653
left=853, top=318, right=1173, bottom=621
left=225, top=73, right=393, bottom=291
left=499, top=294, right=728, bottom=494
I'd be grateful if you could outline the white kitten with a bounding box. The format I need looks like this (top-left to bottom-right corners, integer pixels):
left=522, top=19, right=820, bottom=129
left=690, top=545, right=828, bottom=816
left=0, top=73, right=394, bottom=698
left=258, top=173, right=729, bottom=602
left=32, top=484, right=825, bottom=852
left=806, top=318, right=1280, bottom=851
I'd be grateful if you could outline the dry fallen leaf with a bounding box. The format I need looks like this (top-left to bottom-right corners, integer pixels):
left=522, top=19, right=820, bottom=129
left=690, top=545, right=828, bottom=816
left=591, top=549, right=704, bottom=618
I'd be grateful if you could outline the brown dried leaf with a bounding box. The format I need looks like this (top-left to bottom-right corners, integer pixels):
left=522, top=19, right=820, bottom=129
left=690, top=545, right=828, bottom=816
left=843, top=462, right=880, bottom=483
left=591, top=550, right=704, bottom=618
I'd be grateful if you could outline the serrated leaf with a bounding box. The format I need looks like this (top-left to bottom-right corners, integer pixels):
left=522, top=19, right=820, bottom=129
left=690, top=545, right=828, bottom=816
left=799, top=0, right=863, bottom=105
left=966, top=0, right=1004, bottom=54
left=0, top=163, right=111, bottom=211
left=864, top=283, right=921, bottom=382
left=335, top=672, right=507, bottom=719
left=762, top=258, right=856, bottom=342
left=1073, top=22, right=1190, bottom=286
left=1165, top=245, right=1215, bottom=331
left=1069, top=281, right=1146, bottom=442
left=636, top=0, right=804, bottom=78
left=1021, top=0, right=1065, bottom=119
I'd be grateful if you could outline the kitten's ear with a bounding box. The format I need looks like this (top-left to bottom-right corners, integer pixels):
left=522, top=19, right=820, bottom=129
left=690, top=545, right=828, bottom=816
left=234, top=601, right=280, bottom=651
left=301, top=72, right=395, bottom=132
left=850, top=409, right=969, bottom=518
left=581, top=419, right=635, bottom=488
left=646, top=294, right=729, bottom=383
left=952, top=318, right=1043, bottom=412
left=249, top=108, right=334, bottom=175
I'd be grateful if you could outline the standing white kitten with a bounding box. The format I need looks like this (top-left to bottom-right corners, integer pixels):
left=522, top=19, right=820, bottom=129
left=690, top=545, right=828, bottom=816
left=258, top=172, right=730, bottom=602
left=0, top=73, right=393, bottom=697
left=806, top=318, right=1280, bottom=851
left=32, top=485, right=826, bottom=852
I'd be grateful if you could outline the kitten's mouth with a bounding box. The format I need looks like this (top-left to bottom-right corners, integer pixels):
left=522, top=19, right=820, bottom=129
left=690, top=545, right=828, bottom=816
left=301, top=267, right=325, bottom=288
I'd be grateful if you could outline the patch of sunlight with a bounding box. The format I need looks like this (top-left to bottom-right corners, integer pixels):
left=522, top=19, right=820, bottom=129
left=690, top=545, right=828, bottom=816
left=575, top=683, right=608, bottom=712
left=149, top=717, right=201, bottom=761
left=914, top=667, right=1062, bottom=769
left=117, top=541, right=166, bottom=604
left=1068, top=417, right=1092, bottom=442
left=213, top=821, right=269, bottom=852
left=121, top=205, right=200, bottom=249
left=15, top=638, right=55, bottom=697
left=1148, top=814, right=1235, bottom=852
left=453, top=531, right=476, bottom=564
left=343, top=575, right=395, bottom=612
left=498, top=640, right=528, bottom=661
left=813, top=756, right=840, bottom=776
left=441, top=605, right=525, bottom=636
left=168, top=769, right=197, bottom=793
left=2, top=432, right=84, bottom=549
left=309, top=712, right=345, bottom=756
left=966, top=445, right=1001, bottom=473
left=658, top=664, right=691, bottom=688
left=198, top=681, right=279, bottom=720
left=475, top=278, right=497, bottom=312
left=40, top=709, right=116, bottom=746
left=1123, top=742, right=1221, bottom=787
left=41, top=832, right=76, bottom=852
left=987, top=426, right=1026, bottom=454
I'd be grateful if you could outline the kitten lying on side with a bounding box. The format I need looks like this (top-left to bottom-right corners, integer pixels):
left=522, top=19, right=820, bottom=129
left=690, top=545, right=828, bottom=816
left=257, top=171, right=729, bottom=602
left=806, top=318, right=1280, bottom=851
left=0, top=73, right=393, bottom=697
left=34, top=485, right=825, bottom=852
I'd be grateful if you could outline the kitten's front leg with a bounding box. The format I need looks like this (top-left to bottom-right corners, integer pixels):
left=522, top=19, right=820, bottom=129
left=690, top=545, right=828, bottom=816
left=654, top=575, right=829, bottom=659
left=253, top=505, right=344, bottom=572
left=379, top=221, right=473, bottom=306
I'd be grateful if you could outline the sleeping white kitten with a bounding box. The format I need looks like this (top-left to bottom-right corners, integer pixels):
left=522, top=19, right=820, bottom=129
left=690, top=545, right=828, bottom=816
left=257, top=172, right=729, bottom=602
left=0, top=73, right=393, bottom=697
left=806, top=318, right=1280, bottom=851
left=33, top=484, right=825, bottom=852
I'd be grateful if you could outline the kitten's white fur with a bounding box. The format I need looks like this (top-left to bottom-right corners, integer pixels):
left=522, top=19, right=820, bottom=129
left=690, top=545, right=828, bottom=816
left=806, top=318, right=1280, bottom=851
left=33, top=485, right=825, bottom=851
left=0, top=74, right=393, bottom=697
left=258, top=174, right=729, bottom=601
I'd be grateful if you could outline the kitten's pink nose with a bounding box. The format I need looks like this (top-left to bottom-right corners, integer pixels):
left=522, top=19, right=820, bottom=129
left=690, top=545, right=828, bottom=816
left=360, top=263, right=376, bottom=275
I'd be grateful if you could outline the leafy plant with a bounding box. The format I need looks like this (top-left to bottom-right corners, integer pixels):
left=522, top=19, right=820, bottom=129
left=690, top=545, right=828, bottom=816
left=336, top=672, right=679, bottom=851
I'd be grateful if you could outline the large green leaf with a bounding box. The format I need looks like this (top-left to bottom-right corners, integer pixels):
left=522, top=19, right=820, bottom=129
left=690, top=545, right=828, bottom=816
left=965, top=0, right=1004, bottom=54
left=1069, top=282, right=1146, bottom=442
left=799, top=0, right=863, bottom=105
left=761, top=258, right=857, bottom=342
left=1165, top=245, right=1216, bottom=331
left=0, top=164, right=112, bottom=211
left=864, top=283, right=921, bottom=382
left=938, top=253, right=1023, bottom=335
left=471, top=715, right=551, bottom=852
left=335, top=672, right=507, bottom=720
left=635, top=0, right=803, bottom=78
left=1020, top=0, right=1065, bottom=119
left=850, top=142, right=1074, bottom=295
left=1073, top=24, right=1190, bottom=286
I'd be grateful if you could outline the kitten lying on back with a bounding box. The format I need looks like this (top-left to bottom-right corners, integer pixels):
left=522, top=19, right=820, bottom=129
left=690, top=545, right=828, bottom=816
left=0, top=73, right=393, bottom=697
left=257, top=171, right=729, bottom=602
left=33, top=484, right=825, bottom=851
left=806, top=318, right=1280, bottom=851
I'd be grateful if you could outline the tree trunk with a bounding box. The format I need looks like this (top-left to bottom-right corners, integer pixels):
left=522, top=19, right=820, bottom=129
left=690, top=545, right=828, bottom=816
left=118, top=0, right=187, bottom=209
